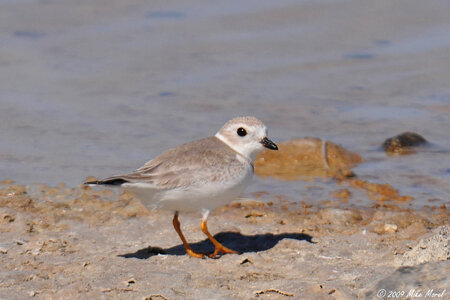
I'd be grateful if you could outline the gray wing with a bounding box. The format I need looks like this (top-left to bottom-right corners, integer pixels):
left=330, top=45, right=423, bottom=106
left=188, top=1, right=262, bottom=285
left=86, top=137, right=246, bottom=189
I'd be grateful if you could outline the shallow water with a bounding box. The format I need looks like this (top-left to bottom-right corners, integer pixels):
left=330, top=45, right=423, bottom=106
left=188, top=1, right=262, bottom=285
left=0, top=0, right=449, bottom=208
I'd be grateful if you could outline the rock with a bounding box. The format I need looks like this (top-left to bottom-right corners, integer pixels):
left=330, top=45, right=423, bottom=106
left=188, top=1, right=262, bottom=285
left=331, top=189, right=352, bottom=200
left=255, top=138, right=362, bottom=180
left=382, top=132, right=427, bottom=154
left=0, top=185, right=34, bottom=209
left=0, top=179, right=15, bottom=185
left=383, top=224, right=398, bottom=233
left=397, top=222, right=428, bottom=240
left=0, top=208, right=16, bottom=224
left=0, top=243, right=12, bottom=254
left=349, top=179, right=413, bottom=202
left=317, top=208, right=362, bottom=226
left=396, top=225, right=449, bottom=266
left=365, top=261, right=449, bottom=299
left=227, top=198, right=266, bottom=209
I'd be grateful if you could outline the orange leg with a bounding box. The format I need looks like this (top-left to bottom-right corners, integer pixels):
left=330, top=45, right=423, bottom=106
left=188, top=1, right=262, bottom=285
left=172, top=212, right=204, bottom=258
left=201, top=219, right=238, bottom=258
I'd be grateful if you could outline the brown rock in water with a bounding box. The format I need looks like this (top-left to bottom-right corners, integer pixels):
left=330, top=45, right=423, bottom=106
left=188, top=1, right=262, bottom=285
left=382, top=132, right=427, bottom=154
left=349, top=179, right=413, bottom=202
left=255, top=138, right=362, bottom=180
left=0, top=179, right=15, bottom=186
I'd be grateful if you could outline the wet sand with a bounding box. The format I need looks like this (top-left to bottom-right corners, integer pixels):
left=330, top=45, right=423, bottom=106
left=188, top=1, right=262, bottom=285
left=0, top=182, right=448, bottom=299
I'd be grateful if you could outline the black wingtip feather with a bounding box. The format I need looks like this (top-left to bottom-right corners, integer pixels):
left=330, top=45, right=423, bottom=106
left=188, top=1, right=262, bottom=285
left=84, top=178, right=129, bottom=186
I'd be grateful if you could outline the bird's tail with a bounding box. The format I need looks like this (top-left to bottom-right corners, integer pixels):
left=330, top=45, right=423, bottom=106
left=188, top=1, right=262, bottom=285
left=84, top=176, right=129, bottom=186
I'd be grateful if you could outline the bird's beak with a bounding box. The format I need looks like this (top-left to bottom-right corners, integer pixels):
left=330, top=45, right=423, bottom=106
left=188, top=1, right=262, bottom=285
left=260, top=137, right=278, bottom=150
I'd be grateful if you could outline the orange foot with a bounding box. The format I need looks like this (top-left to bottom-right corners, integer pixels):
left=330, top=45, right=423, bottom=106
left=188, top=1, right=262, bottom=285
left=209, top=243, right=238, bottom=258
left=201, top=219, right=238, bottom=258
left=185, top=248, right=205, bottom=258
left=172, top=212, right=238, bottom=258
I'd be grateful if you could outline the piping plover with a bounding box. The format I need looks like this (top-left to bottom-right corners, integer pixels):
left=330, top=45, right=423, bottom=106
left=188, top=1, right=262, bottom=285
left=85, top=116, right=278, bottom=258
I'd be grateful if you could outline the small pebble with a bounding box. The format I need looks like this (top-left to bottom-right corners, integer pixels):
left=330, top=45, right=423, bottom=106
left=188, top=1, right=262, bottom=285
left=384, top=224, right=398, bottom=233
left=125, top=278, right=136, bottom=287
left=0, top=243, right=11, bottom=254
left=382, top=132, right=427, bottom=154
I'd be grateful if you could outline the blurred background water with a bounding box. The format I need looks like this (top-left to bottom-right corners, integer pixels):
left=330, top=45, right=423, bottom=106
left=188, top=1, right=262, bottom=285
left=0, top=0, right=449, bottom=208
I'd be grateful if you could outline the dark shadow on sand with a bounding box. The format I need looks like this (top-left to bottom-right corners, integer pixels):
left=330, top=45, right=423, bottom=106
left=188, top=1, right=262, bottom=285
left=119, top=232, right=314, bottom=259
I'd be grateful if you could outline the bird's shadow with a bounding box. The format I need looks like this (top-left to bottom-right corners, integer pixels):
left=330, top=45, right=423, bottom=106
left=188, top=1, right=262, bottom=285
left=119, top=232, right=314, bottom=259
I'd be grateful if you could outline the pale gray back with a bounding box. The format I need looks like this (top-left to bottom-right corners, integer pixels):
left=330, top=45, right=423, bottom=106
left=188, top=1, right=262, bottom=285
left=102, top=136, right=250, bottom=189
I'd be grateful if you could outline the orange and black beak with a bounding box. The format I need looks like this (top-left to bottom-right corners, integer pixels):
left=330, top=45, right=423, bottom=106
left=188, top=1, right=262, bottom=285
left=260, top=137, right=278, bottom=150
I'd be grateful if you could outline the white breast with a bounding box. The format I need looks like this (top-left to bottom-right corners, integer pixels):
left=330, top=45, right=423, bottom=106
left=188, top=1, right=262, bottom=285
left=124, top=155, right=254, bottom=213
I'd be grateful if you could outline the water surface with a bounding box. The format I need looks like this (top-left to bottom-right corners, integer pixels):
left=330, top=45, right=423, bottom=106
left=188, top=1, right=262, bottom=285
left=0, top=0, right=449, bottom=208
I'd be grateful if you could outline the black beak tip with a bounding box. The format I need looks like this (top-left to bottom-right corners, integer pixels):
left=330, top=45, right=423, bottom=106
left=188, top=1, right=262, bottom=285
left=261, top=137, right=278, bottom=150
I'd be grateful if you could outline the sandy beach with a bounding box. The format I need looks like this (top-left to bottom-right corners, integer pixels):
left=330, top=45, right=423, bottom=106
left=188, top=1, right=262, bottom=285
left=0, top=179, right=448, bottom=299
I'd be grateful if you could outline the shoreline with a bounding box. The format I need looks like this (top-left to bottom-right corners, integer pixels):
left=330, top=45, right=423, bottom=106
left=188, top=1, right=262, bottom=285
left=1, top=183, right=448, bottom=299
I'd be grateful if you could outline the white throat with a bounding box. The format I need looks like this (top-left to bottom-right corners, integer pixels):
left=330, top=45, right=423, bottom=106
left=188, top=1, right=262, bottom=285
left=215, top=133, right=255, bottom=162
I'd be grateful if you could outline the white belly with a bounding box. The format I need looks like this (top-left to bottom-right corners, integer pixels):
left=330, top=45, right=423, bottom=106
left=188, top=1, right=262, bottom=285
left=123, top=164, right=253, bottom=213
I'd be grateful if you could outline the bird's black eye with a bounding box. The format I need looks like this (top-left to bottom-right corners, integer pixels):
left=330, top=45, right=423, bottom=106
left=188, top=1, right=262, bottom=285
left=237, top=127, right=247, bottom=137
